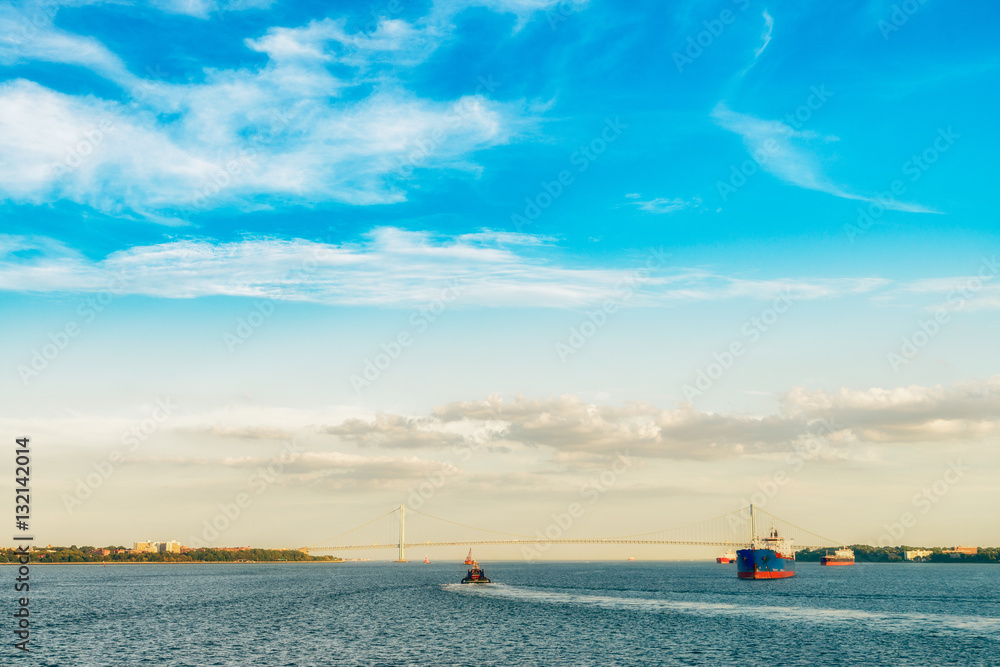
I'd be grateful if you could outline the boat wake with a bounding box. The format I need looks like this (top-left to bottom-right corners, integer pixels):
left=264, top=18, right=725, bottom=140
left=441, top=584, right=1000, bottom=640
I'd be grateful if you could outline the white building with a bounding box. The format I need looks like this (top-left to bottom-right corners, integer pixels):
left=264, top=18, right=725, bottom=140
left=133, top=541, right=158, bottom=554
left=159, top=541, right=181, bottom=554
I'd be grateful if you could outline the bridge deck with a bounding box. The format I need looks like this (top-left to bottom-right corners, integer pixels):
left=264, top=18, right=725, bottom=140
left=308, top=539, right=828, bottom=551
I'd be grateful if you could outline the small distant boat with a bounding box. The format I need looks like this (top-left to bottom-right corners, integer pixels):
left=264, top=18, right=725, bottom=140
left=627, top=556, right=635, bottom=561
left=716, top=551, right=737, bottom=564
left=821, top=548, right=855, bottom=566
left=460, top=550, right=491, bottom=584
left=423, top=555, right=430, bottom=564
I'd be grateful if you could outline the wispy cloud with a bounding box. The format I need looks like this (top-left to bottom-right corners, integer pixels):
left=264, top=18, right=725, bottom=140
left=739, top=9, right=774, bottom=76
left=753, top=10, right=773, bottom=60
left=893, top=264, right=1000, bottom=311
left=440, top=0, right=590, bottom=30
left=152, top=0, right=274, bottom=19
left=0, top=4, right=539, bottom=218
left=712, top=103, right=939, bottom=213
left=0, top=229, right=891, bottom=307
left=626, top=194, right=701, bottom=214
left=0, top=5, right=138, bottom=86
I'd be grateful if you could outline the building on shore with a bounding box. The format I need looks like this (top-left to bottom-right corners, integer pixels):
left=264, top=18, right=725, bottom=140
left=904, top=549, right=933, bottom=561
left=133, top=540, right=182, bottom=554
left=944, top=545, right=978, bottom=557
left=159, top=541, right=182, bottom=554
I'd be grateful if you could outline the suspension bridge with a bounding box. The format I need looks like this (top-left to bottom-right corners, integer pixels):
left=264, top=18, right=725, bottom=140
left=303, top=504, right=842, bottom=560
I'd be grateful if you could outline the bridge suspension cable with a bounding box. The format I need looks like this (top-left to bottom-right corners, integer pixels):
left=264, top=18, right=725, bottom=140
left=407, top=507, right=536, bottom=539
left=305, top=503, right=841, bottom=554
left=751, top=506, right=844, bottom=548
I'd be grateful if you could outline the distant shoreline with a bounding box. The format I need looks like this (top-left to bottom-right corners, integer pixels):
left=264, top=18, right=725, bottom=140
left=5, top=559, right=997, bottom=565
left=2, top=560, right=345, bottom=565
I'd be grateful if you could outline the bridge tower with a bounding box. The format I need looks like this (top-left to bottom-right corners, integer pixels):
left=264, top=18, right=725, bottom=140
left=395, top=504, right=407, bottom=562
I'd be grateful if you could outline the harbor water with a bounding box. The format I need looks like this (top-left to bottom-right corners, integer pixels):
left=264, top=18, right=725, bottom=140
left=27, top=561, right=1000, bottom=665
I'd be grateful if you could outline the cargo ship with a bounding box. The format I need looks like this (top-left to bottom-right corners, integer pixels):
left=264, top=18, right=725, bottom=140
left=737, top=506, right=795, bottom=579
left=820, top=548, right=855, bottom=566
left=716, top=550, right=737, bottom=564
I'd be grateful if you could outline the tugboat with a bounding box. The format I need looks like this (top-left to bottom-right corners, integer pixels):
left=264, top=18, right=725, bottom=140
left=423, top=555, right=430, bottom=564
left=460, top=551, right=492, bottom=584
left=716, top=550, right=737, bottom=564
left=737, top=505, right=796, bottom=579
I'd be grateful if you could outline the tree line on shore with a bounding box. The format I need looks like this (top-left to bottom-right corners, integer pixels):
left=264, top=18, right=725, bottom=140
left=0, top=546, right=341, bottom=563
left=795, top=545, right=1000, bottom=563
left=4, top=544, right=997, bottom=563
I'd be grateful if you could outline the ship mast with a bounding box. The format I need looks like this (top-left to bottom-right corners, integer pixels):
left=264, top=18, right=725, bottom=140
left=749, top=503, right=756, bottom=544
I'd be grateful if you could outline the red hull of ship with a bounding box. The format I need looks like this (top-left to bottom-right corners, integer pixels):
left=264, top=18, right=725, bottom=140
left=737, top=570, right=795, bottom=579
left=716, top=558, right=731, bottom=563
left=820, top=560, right=854, bottom=566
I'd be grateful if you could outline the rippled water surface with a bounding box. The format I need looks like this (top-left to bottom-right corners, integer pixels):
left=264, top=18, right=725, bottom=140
left=26, top=561, right=1000, bottom=665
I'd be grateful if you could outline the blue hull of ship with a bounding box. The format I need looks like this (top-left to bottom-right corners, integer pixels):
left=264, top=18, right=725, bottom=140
left=737, top=548, right=795, bottom=579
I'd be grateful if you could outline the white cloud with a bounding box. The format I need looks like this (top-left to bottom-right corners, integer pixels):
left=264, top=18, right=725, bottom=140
left=0, top=80, right=218, bottom=214
left=0, top=6, right=529, bottom=216
left=151, top=0, right=274, bottom=19
left=456, top=229, right=558, bottom=245
left=782, top=375, right=1000, bottom=443
left=325, top=414, right=468, bottom=449
left=627, top=195, right=701, bottom=214
left=737, top=9, right=773, bottom=77
left=0, top=5, right=137, bottom=86
left=0, top=229, right=891, bottom=307
left=0, top=76, right=516, bottom=213
left=753, top=10, right=773, bottom=61
left=712, top=103, right=939, bottom=213
left=436, top=0, right=589, bottom=30
left=895, top=263, right=1000, bottom=311
left=330, top=376, right=1000, bottom=458
left=245, top=17, right=439, bottom=68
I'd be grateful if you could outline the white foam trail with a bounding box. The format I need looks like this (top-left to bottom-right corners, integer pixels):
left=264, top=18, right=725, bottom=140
left=441, top=584, right=1000, bottom=639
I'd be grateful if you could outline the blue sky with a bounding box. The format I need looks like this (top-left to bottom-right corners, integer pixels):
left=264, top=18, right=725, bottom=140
left=2, top=0, right=999, bottom=554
